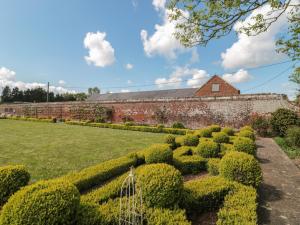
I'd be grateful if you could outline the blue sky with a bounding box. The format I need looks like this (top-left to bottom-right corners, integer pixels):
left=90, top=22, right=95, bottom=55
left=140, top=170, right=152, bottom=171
left=0, top=0, right=298, bottom=99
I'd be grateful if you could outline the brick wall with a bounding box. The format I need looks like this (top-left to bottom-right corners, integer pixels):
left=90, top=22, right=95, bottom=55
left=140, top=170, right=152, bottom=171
left=195, top=75, right=240, bottom=97
left=0, top=94, right=298, bottom=129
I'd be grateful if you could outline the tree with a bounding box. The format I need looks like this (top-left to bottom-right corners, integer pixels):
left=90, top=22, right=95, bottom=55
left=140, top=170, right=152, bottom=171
left=1, top=86, right=12, bottom=103
left=88, top=87, right=100, bottom=96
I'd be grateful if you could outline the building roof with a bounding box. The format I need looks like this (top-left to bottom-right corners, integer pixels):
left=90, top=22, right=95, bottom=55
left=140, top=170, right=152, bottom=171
left=87, top=88, right=199, bottom=101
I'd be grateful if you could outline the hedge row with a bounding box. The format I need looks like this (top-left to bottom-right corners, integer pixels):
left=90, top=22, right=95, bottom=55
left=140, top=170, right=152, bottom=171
left=7, top=116, right=56, bottom=123
left=56, top=154, right=138, bottom=192
left=65, top=120, right=188, bottom=135
left=0, top=165, right=30, bottom=206
left=173, top=147, right=206, bottom=174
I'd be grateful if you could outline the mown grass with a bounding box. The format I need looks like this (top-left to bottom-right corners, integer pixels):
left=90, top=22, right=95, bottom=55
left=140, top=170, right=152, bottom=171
left=0, top=120, right=165, bottom=181
left=274, top=137, right=300, bottom=159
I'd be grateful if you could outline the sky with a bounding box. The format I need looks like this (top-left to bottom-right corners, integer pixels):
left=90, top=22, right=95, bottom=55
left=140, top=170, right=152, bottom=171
left=0, top=0, right=298, bottom=99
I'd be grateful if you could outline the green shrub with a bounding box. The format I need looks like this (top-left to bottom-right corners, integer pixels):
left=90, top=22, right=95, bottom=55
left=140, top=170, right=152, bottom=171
left=196, top=141, right=219, bottom=158
left=164, top=134, right=177, bottom=149
left=0, top=180, right=80, bottom=225
left=144, top=144, right=173, bottom=164
left=58, top=154, right=138, bottom=192
left=217, top=185, right=257, bottom=225
left=208, top=124, right=221, bottom=132
left=173, top=147, right=206, bottom=175
left=76, top=202, right=103, bottom=225
left=240, top=125, right=254, bottom=132
left=137, top=163, right=183, bottom=208
left=229, top=136, right=237, bottom=144
left=220, top=143, right=235, bottom=157
left=286, top=126, right=300, bottom=147
left=219, top=151, right=262, bottom=187
left=212, top=132, right=230, bottom=143
left=199, top=137, right=213, bottom=142
left=183, top=176, right=233, bottom=212
left=233, top=137, right=256, bottom=155
left=195, top=128, right=212, bottom=137
left=183, top=134, right=199, bottom=146
left=124, top=121, right=134, bottom=126
left=221, top=127, right=235, bottom=136
left=172, top=122, right=185, bottom=129
left=175, top=135, right=185, bottom=146
left=146, top=208, right=191, bottom=225
left=0, top=165, right=30, bottom=206
left=207, top=158, right=220, bottom=176
left=270, top=108, right=299, bottom=136
left=238, top=130, right=256, bottom=141
left=251, top=115, right=272, bottom=137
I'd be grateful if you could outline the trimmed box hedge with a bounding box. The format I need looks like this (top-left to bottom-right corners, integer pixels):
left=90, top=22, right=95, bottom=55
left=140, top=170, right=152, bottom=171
left=144, top=144, right=173, bottom=164
left=207, top=158, right=220, bottom=176
left=0, top=165, right=30, bottom=206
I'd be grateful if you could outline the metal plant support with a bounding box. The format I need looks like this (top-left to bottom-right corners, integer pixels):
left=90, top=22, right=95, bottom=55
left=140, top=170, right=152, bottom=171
left=119, top=167, right=143, bottom=225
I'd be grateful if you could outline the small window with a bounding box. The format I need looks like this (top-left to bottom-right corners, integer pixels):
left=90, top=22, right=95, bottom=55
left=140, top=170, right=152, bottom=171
left=212, top=84, right=220, bottom=92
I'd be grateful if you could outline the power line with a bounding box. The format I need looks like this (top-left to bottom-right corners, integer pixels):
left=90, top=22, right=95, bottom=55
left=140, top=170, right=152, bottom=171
left=64, top=60, right=294, bottom=91
left=242, top=65, right=295, bottom=92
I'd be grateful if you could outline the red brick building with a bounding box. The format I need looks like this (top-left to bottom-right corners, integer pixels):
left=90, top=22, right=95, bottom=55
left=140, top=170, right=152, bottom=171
left=195, top=75, right=240, bottom=97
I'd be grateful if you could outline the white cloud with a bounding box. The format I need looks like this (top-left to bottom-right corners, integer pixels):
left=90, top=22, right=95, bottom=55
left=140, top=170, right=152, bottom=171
left=186, top=70, right=210, bottom=88
left=152, top=0, right=166, bottom=11
left=125, top=63, right=133, bottom=70
left=222, top=69, right=253, bottom=83
left=0, top=67, right=75, bottom=94
left=155, top=76, right=182, bottom=88
left=190, top=48, right=199, bottom=63
left=127, top=80, right=132, bottom=84
left=221, top=4, right=290, bottom=69
left=132, top=0, right=138, bottom=9
left=121, top=89, right=130, bottom=93
left=84, top=31, right=115, bottom=67
left=58, top=80, right=66, bottom=85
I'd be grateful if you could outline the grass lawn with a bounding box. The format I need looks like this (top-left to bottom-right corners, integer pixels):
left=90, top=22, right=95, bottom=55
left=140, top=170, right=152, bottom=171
left=0, top=119, right=166, bottom=181
left=274, top=136, right=300, bottom=159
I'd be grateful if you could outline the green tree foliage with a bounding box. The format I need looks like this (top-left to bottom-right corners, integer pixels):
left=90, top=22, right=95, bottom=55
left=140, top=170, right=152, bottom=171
left=88, top=87, right=100, bottom=95
left=1, top=86, right=87, bottom=103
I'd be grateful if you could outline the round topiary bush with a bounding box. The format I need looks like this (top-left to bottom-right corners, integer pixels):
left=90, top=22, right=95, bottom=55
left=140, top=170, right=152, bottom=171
left=183, top=134, right=199, bottom=146
left=208, top=125, right=221, bottom=132
left=137, top=163, right=183, bottom=208
left=196, top=140, right=219, bottom=158
left=233, top=137, right=256, bottom=155
left=144, top=144, right=173, bottom=164
left=221, top=127, right=235, bottom=136
left=270, top=108, right=299, bottom=136
left=286, top=126, right=300, bottom=147
left=0, top=180, right=80, bottom=225
left=0, top=165, right=30, bottom=206
left=207, top=158, right=221, bottom=176
left=164, top=134, right=177, bottom=149
left=196, top=128, right=212, bottom=137
left=219, top=151, right=262, bottom=187
left=212, top=132, right=230, bottom=143
left=172, top=122, right=185, bottom=129
left=238, top=130, right=256, bottom=141
left=240, top=125, right=254, bottom=132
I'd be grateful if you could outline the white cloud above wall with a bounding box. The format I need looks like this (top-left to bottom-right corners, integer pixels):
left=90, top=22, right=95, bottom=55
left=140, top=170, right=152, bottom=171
left=125, top=63, right=133, bottom=70
left=84, top=31, right=115, bottom=67
left=222, top=69, right=253, bottom=83
left=0, top=67, right=75, bottom=94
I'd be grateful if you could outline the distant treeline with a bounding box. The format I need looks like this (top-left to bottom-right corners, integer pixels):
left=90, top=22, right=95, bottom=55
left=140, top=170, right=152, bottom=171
left=0, top=86, right=87, bottom=103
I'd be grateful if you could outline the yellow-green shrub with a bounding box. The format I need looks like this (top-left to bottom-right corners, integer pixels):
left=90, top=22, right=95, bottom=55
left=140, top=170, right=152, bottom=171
left=164, top=134, right=177, bottom=149
left=137, top=163, right=183, bottom=208
left=146, top=207, right=191, bottom=225
left=207, top=158, right=220, bottom=175
left=238, top=130, right=256, bottom=141
left=182, top=134, right=199, bottom=146
left=196, top=140, right=220, bottom=158
left=240, top=125, right=254, bottom=133
left=195, top=128, right=212, bottom=137
left=233, top=137, right=256, bottom=155
left=221, top=127, right=235, bottom=136
left=175, top=135, right=185, bottom=146
left=0, top=165, right=30, bottom=206
left=220, top=143, right=235, bottom=157
left=58, top=154, right=138, bottom=192
left=217, top=185, right=258, bottom=225
left=0, top=180, right=80, bottom=225
left=144, top=144, right=173, bottom=164
left=212, top=132, right=230, bottom=143
left=208, top=124, right=221, bottom=132
left=173, top=147, right=206, bottom=175
left=76, top=202, right=103, bottom=225
left=219, top=151, right=262, bottom=187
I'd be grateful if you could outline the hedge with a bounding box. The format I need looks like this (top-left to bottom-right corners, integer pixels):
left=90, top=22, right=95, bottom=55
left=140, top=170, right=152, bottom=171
left=65, top=120, right=188, bottom=135
left=146, top=207, right=191, bottom=225
left=0, top=180, right=80, bottom=225
left=219, top=151, right=262, bottom=187
left=182, top=176, right=234, bottom=212
left=195, top=128, right=212, bottom=137
left=207, top=158, right=220, bottom=176
left=164, top=134, right=177, bottom=149
left=7, top=116, right=56, bottom=123
left=208, top=125, right=221, bottom=132
left=220, top=143, right=235, bottom=157
left=76, top=202, right=103, bottom=225
left=221, top=127, right=235, bottom=136
left=173, top=147, right=206, bottom=174
left=144, top=144, right=173, bottom=164
left=57, top=154, right=138, bottom=192
left=182, top=134, right=199, bottom=146
left=137, top=163, right=183, bottom=208
left=196, top=140, right=220, bottom=158
left=217, top=185, right=258, bottom=225
left=0, top=165, right=30, bottom=206
left=238, top=130, right=256, bottom=141
left=233, top=137, right=256, bottom=155
left=212, top=132, right=230, bottom=143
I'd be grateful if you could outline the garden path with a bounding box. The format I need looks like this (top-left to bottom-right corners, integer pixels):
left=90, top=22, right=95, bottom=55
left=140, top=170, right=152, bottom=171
left=257, top=138, right=300, bottom=225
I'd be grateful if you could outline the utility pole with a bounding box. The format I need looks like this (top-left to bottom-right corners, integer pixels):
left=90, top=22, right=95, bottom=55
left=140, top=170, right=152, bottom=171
left=47, top=82, right=49, bottom=102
